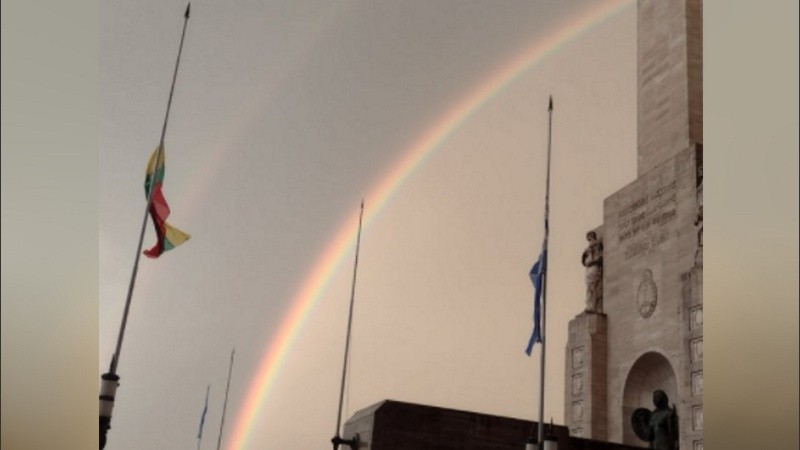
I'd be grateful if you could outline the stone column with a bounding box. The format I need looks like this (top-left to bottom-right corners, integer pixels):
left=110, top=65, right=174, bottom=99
left=637, top=0, right=703, bottom=176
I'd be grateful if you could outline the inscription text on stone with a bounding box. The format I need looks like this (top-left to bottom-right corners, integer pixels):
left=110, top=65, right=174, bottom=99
left=616, top=180, right=678, bottom=260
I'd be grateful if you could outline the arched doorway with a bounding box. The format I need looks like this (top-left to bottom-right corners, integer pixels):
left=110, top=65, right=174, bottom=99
left=621, top=352, right=677, bottom=446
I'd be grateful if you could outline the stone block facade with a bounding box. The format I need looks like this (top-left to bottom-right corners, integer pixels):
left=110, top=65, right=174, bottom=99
left=637, top=0, right=702, bottom=175
left=602, top=144, right=702, bottom=448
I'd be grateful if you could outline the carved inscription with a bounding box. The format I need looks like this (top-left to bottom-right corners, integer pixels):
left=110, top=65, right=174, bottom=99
left=617, top=179, right=678, bottom=259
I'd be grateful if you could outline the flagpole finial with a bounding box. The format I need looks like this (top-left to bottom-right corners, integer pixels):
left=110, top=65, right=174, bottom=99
left=360, top=199, right=365, bottom=209
left=185, top=3, right=191, bottom=19
left=548, top=96, right=553, bottom=111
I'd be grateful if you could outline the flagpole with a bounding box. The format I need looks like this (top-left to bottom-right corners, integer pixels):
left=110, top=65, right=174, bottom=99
left=537, top=96, right=554, bottom=446
left=332, top=201, right=365, bottom=450
left=198, top=385, right=210, bottom=450
left=99, top=4, right=192, bottom=449
left=216, top=349, right=236, bottom=450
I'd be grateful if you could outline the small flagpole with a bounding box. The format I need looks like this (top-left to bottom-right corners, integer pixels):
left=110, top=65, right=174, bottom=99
left=99, top=5, right=192, bottom=449
left=332, top=201, right=365, bottom=450
left=216, top=349, right=236, bottom=450
left=537, top=96, right=554, bottom=446
left=198, top=385, right=210, bottom=450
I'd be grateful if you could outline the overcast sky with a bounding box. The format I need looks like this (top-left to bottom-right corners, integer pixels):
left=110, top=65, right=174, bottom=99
left=4, top=1, right=799, bottom=449
left=100, top=1, right=640, bottom=449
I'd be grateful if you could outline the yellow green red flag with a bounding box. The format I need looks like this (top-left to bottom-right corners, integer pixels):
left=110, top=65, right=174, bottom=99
left=143, top=145, right=190, bottom=258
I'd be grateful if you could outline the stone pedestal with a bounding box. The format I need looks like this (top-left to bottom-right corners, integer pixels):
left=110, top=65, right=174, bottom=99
left=564, top=312, right=608, bottom=441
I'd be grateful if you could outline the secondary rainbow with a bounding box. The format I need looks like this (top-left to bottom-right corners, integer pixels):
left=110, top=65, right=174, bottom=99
left=226, top=1, right=633, bottom=448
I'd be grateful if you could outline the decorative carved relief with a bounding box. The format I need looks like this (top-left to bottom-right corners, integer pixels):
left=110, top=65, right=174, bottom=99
left=694, top=441, right=703, bottom=450
left=692, top=371, right=703, bottom=396
left=694, top=267, right=703, bottom=304
left=690, top=306, right=703, bottom=331
left=572, top=347, right=585, bottom=369
left=571, top=427, right=583, bottom=438
left=692, top=405, right=703, bottom=430
left=636, top=269, right=658, bottom=318
left=572, top=401, right=584, bottom=422
left=572, top=374, right=584, bottom=395
left=691, top=338, right=703, bottom=363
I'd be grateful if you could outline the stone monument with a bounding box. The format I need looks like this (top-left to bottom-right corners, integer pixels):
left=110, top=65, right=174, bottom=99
left=564, top=1, right=703, bottom=449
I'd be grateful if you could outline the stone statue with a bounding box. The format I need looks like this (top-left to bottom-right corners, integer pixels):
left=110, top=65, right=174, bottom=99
left=694, top=163, right=703, bottom=268
left=694, top=214, right=703, bottom=268
left=631, top=389, right=679, bottom=450
left=581, top=231, right=603, bottom=313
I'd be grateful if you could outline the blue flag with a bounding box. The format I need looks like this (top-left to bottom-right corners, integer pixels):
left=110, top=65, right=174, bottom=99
left=525, top=242, right=547, bottom=356
left=197, top=385, right=209, bottom=440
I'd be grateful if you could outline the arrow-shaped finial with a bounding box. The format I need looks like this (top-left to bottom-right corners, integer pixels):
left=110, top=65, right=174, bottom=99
left=184, top=3, right=191, bottom=19
left=548, top=96, right=553, bottom=111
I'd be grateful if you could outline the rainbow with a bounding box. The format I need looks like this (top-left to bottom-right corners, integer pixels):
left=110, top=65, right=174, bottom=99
left=226, top=1, right=632, bottom=448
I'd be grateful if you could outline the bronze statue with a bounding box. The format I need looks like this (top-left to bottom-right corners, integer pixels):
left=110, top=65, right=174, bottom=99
left=632, top=389, right=679, bottom=449
left=581, top=231, right=603, bottom=313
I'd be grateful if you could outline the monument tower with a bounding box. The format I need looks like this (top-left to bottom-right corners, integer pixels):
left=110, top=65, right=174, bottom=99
left=563, top=1, right=703, bottom=449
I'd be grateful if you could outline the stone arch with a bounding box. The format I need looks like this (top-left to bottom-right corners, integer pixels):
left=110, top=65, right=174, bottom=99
left=621, top=351, right=677, bottom=446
